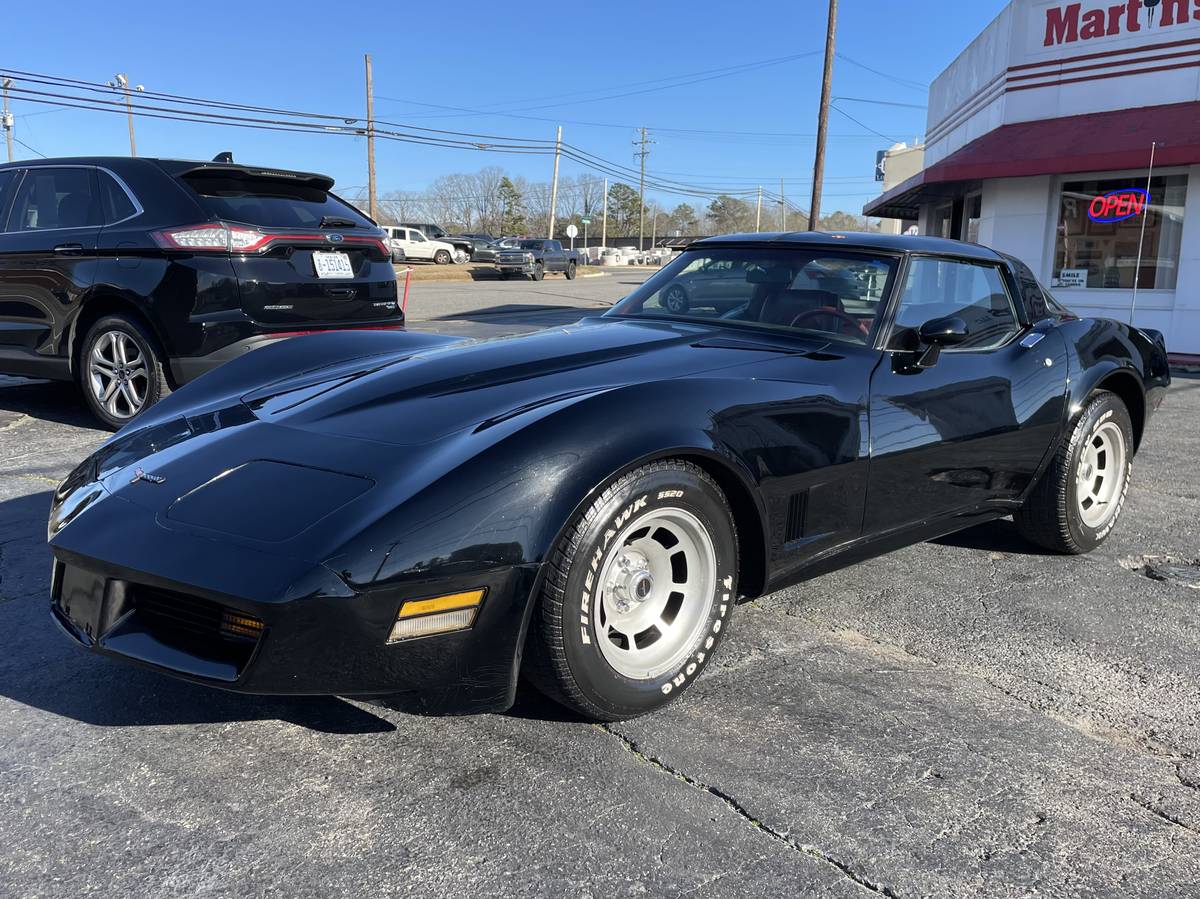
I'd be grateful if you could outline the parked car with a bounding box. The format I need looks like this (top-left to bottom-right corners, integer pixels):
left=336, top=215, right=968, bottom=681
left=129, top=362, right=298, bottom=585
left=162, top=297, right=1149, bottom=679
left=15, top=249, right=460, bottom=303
left=384, top=227, right=458, bottom=265
left=46, top=232, right=1168, bottom=720
left=457, top=236, right=500, bottom=263
left=396, top=223, right=473, bottom=263
left=496, top=239, right=581, bottom=280
left=0, top=156, right=399, bottom=429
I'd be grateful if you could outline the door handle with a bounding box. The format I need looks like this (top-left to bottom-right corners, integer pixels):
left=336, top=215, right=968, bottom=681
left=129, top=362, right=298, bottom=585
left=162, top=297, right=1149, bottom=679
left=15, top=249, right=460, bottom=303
left=53, top=243, right=85, bottom=256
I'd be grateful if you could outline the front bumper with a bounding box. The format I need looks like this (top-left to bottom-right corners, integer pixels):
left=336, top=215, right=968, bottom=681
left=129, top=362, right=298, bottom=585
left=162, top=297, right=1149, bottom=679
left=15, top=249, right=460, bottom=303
left=49, top=502, right=537, bottom=714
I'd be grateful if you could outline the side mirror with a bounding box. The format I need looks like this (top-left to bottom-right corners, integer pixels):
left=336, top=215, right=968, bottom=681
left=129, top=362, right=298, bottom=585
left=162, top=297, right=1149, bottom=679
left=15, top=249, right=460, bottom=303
left=912, top=315, right=969, bottom=369
left=918, top=315, right=970, bottom=346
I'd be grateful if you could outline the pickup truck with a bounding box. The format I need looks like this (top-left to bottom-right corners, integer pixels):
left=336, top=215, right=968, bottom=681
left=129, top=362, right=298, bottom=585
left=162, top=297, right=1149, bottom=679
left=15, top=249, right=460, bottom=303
left=496, top=239, right=582, bottom=281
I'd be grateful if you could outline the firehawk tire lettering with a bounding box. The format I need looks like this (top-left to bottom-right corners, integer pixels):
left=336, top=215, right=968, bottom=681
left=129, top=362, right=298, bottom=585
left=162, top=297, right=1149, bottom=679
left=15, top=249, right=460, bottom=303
left=525, top=461, right=738, bottom=720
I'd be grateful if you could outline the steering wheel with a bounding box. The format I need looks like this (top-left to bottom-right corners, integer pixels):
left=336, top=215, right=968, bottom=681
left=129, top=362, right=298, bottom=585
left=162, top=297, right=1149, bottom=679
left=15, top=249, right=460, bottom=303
left=789, top=306, right=870, bottom=338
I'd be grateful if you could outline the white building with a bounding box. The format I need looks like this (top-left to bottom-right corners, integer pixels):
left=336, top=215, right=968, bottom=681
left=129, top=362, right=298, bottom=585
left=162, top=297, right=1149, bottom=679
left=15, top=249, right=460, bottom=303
left=865, top=0, right=1200, bottom=354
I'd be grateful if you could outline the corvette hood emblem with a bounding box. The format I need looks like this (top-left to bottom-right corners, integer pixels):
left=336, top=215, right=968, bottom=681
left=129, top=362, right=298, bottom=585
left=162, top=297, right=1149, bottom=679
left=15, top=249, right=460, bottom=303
left=130, top=468, right=166, bottom=485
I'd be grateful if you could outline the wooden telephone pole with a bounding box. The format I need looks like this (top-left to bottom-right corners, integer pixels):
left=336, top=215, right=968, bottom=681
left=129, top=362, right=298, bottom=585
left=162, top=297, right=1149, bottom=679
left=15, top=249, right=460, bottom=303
left=633, top=128, right=654, bottom=251
left=548, top=125, right=563, bottom=238
left=365, top=54, right=378, bottom=222
left=2, top=79, right=12, bottom=163
left=809, top=0, right=838, bottom=230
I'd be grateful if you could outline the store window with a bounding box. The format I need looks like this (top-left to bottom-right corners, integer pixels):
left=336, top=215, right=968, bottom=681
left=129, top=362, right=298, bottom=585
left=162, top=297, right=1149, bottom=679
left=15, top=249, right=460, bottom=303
left=962, top=193, right=982, bottom=244
left=930, top=203, right=953, bottom=239
left=1053, top=174, right=1187, bottom=290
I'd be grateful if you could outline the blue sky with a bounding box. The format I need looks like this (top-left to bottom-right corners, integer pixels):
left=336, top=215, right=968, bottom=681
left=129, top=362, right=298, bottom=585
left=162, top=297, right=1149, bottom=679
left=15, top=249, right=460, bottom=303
left=2, top=0, right=1008, bottom=216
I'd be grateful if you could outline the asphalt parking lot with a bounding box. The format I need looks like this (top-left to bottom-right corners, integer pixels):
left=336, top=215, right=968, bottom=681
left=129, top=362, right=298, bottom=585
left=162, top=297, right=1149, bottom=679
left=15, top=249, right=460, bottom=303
left=2, top=273, right=1199, bottom=898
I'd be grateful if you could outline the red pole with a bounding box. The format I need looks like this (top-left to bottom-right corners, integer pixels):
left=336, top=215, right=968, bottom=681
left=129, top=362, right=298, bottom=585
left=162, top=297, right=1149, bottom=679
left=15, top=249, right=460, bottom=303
left=401, top=267, right=413, bottom=314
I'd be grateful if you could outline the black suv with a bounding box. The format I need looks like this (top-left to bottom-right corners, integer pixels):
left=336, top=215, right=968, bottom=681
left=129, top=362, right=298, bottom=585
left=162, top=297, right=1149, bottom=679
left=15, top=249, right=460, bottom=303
left=0, top=157, right=400, bottom=428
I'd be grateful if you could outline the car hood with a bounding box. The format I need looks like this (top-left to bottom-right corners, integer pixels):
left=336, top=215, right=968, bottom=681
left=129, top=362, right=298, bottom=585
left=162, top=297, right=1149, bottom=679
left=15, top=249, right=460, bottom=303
left=237, top=317, right=787, bottom=445
left=50, top=317, right=836, bottom=568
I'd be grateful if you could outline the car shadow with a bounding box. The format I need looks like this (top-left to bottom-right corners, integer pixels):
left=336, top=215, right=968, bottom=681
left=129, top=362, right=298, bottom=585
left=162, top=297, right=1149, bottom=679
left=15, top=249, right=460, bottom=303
left=930, top=517, right=1059, bottom=556
left=0, top=378, right=101, bottom=430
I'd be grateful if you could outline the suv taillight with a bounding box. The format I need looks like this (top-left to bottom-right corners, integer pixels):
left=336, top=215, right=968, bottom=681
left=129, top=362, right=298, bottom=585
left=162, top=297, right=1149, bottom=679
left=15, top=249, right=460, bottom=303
left=152, top=223, right=391, bottom=257
left=153, top=223, right=269, bottom=253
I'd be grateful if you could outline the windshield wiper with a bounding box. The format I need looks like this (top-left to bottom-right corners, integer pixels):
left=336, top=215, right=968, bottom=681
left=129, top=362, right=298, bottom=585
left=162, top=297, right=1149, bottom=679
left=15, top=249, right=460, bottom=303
left=320, top=216, right=359, bottom=228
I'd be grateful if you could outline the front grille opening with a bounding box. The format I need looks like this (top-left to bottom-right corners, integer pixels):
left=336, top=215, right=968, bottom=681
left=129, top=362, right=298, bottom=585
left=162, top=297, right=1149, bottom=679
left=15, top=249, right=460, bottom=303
left=131, top=585, right=263, bottom=672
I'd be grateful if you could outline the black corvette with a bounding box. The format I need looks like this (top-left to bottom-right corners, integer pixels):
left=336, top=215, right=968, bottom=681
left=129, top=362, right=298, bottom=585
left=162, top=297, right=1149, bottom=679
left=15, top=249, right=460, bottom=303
left=47, top=232, right=1169, bottom=720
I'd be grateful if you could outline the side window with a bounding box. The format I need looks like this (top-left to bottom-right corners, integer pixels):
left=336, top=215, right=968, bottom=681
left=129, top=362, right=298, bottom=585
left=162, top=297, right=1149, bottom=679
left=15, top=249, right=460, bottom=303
left=892, top=257, right=1018, bottom=351
left=9, top=167, right=101, bottom=231
left=411, top=231, right=425, bottom=242
left=98, top=172, right=139, bottom=224
left=0, top=170, right=16, bottom=229
left=1010, top=259, right=1048, bottom=320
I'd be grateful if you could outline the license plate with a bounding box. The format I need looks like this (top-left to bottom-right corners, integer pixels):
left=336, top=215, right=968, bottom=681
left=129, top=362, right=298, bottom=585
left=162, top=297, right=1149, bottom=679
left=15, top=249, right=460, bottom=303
left=313, top=251, right=354, bottom=279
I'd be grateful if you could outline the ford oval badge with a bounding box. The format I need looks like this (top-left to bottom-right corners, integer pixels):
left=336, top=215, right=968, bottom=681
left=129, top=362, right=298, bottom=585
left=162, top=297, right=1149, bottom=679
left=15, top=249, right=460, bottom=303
left=327, top=233, right=344, bottom=243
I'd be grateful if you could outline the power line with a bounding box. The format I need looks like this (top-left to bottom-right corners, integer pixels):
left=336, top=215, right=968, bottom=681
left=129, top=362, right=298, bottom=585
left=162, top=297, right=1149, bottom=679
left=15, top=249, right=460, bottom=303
left=831, top=96, right=928, bottom=110
left=386, top=50, right=821, bottom=120
left=835, top=53, right=929, bottom=92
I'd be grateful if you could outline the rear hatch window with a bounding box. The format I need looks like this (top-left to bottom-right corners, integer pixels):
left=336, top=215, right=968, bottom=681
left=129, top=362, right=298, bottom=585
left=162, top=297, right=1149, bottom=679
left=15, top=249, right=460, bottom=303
left=177, top=169, right=397, bottom=326
left=181, top=172, right=374, bottom=229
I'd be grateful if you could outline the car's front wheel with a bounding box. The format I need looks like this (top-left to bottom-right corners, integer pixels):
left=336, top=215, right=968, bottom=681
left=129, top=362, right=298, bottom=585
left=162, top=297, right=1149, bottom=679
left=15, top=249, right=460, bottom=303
left=530, top=262, right=545, bottom=281
left=1015, top=389, right=1133, bottom=554
left=79, top=314, right=171, bottom=430
left=525, top=460, right=738, bottom=720
left=663, top=284, right=689, bottom=314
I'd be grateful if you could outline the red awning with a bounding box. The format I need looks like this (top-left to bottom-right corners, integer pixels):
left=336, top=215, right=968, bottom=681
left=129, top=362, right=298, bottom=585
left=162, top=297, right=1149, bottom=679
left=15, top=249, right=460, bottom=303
left=865, top=100, right=1200, bottom=219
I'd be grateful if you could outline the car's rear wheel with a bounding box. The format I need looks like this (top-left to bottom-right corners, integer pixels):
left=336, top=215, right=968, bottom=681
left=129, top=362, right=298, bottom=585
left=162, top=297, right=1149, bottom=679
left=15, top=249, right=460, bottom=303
left=565, top=261, right=577, bottom=280
left=530, top=262, right=545, bottom=281
left=524, top=460, right=738, bottom=720
left=79, top=314, right=171, bottom=430
left=434, top=249, right=452, bottom=265
left=1015, top=389, right=1133, bottom=554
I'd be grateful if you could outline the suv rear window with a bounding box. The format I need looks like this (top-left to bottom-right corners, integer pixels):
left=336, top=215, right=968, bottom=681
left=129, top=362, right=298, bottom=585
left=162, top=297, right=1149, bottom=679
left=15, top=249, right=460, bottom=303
left=181, top=173, right=373, bottom=229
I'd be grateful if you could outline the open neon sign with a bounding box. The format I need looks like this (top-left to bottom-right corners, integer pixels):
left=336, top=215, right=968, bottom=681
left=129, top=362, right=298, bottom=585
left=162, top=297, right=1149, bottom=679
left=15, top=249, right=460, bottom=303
left=1088, top=188, right=1149, bottom=223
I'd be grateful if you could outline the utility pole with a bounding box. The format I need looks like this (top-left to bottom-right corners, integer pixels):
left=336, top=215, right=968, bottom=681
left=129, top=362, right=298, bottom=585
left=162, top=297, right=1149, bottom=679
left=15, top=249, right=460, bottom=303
left=809, top=0, right=838, bottom=230
left=108, top=74, right=143, bottom=157
left=601, top=177, right=608, bottom=249
left=2, top=79, right=12, bottom=163
left=755, top=186, right=763, bottom=232
left=547, top=125, right=563, bottom=238
left=633, top=127, right=654, bottom=251
left=780, top=178, right=787, bottom=230
left=651, top=204, right=657, bottom=249
left=364, top=54, right=378, bottom=222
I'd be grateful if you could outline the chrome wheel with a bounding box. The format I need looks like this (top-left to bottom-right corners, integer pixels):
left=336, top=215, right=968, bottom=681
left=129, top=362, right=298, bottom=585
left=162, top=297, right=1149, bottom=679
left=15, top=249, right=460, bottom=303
left=87, top=330, right=148, bottom=421
left=1076, top=419, right=1126, bottom=529
left=594, top=507, right=716, bottom=680
left=452, top=249, right=470, bottom=264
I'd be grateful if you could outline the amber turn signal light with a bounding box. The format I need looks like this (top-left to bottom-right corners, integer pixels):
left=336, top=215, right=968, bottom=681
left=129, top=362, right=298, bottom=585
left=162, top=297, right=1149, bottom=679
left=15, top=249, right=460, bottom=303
left=388, top=589, right=486, bottom=643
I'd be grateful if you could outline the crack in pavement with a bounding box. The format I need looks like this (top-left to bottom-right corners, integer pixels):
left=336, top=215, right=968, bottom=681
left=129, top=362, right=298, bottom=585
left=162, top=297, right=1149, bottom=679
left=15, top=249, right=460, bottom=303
left=597, top=723, right=901, bottom=898
left=1130, top=794, right=1200, bottom=838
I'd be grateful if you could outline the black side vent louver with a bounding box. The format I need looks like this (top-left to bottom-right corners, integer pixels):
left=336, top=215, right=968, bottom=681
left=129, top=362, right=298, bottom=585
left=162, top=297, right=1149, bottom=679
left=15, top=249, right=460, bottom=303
left=785, top=491, right=808, bottom=544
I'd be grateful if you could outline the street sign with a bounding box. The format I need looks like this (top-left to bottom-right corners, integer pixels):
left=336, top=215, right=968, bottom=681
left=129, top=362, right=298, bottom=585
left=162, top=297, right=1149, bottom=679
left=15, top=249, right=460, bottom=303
left=565, top=224, right=579, bottom=238
left=580, top=217, right=591, bottom=225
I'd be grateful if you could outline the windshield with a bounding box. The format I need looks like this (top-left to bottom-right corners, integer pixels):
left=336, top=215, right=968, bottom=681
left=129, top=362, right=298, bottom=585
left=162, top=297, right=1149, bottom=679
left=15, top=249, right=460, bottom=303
left=608, top=246, right=897, bottom=345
